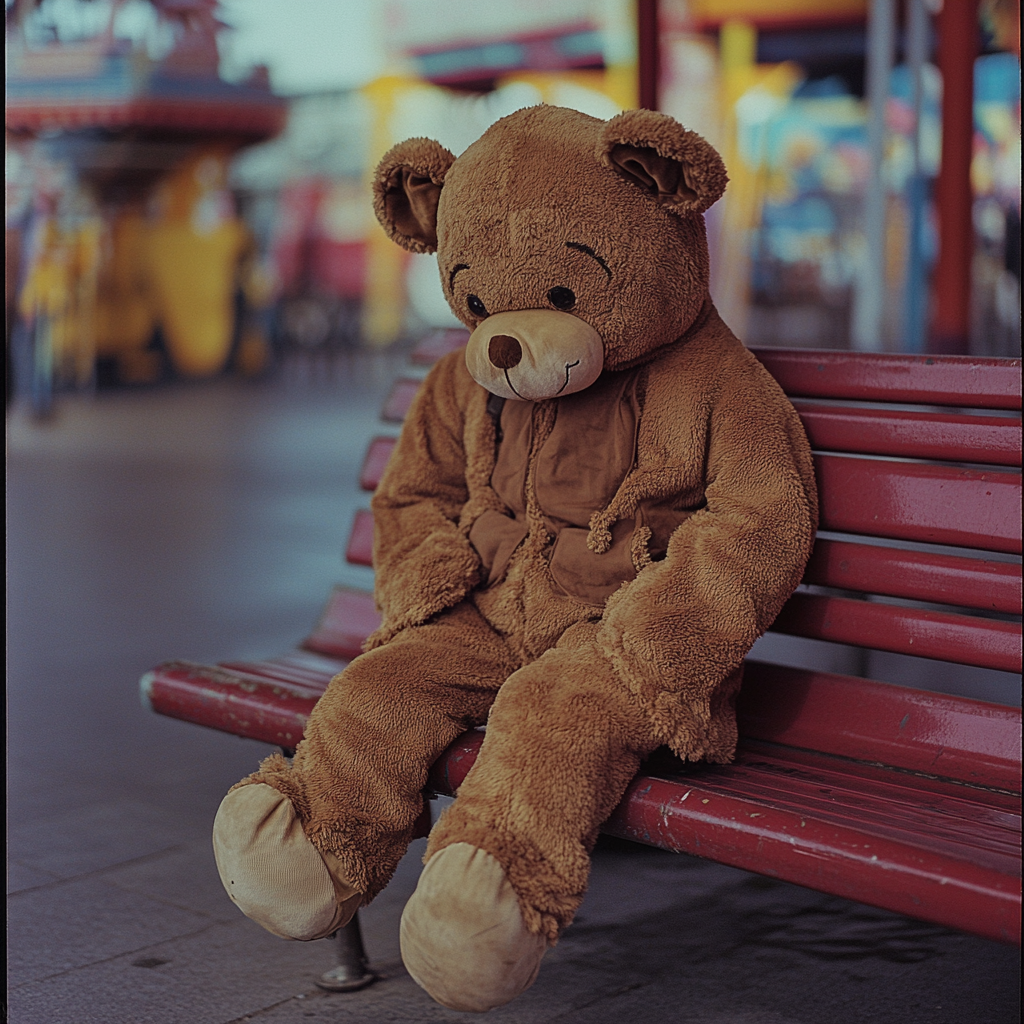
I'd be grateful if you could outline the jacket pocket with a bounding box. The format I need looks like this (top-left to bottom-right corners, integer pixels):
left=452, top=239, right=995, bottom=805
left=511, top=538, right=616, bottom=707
left=639, top=500, right=702, bottom=561
left=548, top=520, right=637, bottom=607
left=469, top=509, right=530, bottom=587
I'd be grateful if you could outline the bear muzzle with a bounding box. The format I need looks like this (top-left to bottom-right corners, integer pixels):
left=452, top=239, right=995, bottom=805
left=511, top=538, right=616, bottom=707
left=465, top=309, right=604, bottom=402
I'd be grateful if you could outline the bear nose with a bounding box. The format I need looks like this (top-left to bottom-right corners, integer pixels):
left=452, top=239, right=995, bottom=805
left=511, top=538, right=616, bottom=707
left=488, top=335, right=522, bottom=369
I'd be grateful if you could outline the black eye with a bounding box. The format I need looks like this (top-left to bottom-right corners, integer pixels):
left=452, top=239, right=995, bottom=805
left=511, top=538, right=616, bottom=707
left=467, top=294, right=488, bottom=318
left=547, top=286, right=576, bottom=311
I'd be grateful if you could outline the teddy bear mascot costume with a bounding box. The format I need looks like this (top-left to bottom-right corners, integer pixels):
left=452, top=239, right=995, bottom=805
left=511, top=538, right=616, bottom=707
left=212, top=105, right=817, bottom=1012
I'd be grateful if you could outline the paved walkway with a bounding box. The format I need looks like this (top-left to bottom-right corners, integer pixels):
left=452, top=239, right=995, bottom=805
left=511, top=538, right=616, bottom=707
left=7, top=353, right=1020, bottom=1023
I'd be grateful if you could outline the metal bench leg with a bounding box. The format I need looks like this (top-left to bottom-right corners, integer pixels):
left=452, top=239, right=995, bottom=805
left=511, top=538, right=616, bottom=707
left=316, top=912, right=376, bottom=992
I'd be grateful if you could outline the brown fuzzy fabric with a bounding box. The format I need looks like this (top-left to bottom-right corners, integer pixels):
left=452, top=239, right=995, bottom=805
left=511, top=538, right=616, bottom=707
left=377, top=105, right=719, bottom=371
left=372, top=137, right=455, bottom=253
left=238, top=105, right=816, bottom=940
left=245, top=602, right=519, bottom=902
left=598, top=108, right=729, bottom=216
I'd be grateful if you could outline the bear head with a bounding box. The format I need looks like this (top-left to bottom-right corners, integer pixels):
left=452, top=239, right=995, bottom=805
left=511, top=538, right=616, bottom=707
left=373, top=105, right=727, bottom=401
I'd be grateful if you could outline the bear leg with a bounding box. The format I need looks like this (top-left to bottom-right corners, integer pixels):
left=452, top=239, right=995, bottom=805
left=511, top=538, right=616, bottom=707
left=213, top=601, right=516, bottom=938
left=404, top=642, right=652, bottom=1006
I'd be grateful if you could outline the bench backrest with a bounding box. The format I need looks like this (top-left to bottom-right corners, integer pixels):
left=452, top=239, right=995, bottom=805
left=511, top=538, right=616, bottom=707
left=746, top=349, right=1021, bottom=676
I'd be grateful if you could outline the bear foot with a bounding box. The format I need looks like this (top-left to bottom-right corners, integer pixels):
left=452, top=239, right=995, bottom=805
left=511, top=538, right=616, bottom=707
left=400, top=842, right=547, bottom=1012
left=213, top=782, right=361, bottom=940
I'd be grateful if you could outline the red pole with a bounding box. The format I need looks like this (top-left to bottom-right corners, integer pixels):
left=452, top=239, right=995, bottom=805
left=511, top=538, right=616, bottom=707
left=638, top=0, right=659, bottom=110
left=930, top=0, right=979, bottom=354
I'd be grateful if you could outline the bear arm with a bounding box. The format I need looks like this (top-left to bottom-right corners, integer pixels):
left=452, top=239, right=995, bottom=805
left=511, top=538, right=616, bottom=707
left=595, top=379, right=817, bottom=757
left=367, top=353, right=483, bottom=648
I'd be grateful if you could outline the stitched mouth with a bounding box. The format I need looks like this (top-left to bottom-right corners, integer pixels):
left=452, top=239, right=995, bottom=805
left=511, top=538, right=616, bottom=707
left=504, top=359, right=581, bottom=399
left=554, top=360, right=581, bottom=396
left=503, top=368, right=525, bottom=399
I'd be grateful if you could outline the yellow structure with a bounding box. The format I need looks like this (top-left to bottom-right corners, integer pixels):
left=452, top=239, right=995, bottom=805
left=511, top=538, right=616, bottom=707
left=689, top=0, right=866, bottom=23
left=146, top=148, right=249, bottom=377
left=95, top=208, right=160, bottom=383
left=360, top=76, right=418, bottom=349
left=91, top=148, right=264, bottom=383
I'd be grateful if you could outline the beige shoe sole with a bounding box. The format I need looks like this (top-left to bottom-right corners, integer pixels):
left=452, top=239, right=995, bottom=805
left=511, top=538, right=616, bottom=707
left=400, top=842, right=546, bottom=1011
left=213, top=783, right=361, bottom=940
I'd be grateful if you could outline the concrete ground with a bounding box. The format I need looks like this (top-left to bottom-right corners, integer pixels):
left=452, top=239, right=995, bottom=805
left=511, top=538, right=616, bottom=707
left=6, top=350, right=1020, bottom=1024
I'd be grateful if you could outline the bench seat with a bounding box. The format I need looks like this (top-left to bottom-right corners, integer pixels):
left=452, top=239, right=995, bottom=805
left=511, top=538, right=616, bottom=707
left=141, top=584, right=1021, bottom=945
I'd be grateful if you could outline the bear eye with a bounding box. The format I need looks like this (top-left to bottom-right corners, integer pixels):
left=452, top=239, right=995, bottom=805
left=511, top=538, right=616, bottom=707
left=547, top=286, right=576, bottom=311
left=467, top=294, right=488, bottom=318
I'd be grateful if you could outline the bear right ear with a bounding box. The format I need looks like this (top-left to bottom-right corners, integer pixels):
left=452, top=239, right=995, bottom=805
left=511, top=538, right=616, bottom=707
left=373, top=138, right=456, bottom=253
left=598, top=109, right=727, bottom=217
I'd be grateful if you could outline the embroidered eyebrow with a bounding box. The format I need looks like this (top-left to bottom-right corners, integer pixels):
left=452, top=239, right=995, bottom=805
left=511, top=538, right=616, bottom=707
left=448, top=263, right=469, bottom=291
left=565, top=241, right=611, bottom=280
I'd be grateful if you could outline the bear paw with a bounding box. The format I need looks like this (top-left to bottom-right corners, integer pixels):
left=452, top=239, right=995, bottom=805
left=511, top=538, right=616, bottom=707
left=212, top=782, right=361, bottom=940
left=400, top=842, right=547, bottom=1012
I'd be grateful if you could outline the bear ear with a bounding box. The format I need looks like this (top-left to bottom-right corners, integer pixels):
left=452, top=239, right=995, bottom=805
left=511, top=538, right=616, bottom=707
left=373, top=137, right=456, bottom=253
left=597, top=109, right=727, bottom=217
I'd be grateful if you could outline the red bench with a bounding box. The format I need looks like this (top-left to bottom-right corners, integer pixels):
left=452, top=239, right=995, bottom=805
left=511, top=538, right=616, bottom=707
left=142, top=339, right=1022, bottom=983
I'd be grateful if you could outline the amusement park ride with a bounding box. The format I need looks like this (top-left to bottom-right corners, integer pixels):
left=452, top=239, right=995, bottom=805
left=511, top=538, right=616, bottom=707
left=6, top=0, right=286, bottom=409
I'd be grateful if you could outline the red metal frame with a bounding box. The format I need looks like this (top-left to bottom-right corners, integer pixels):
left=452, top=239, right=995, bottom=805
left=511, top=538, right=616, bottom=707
left=805, top=538, right=1022, bottom=614
left=751, top=349, right=1022, bottom=410
left=932, top=0, right=981, bottom=354
left=382, top=378, right=424, bottom=423
left=360, top=437, right=397, bottom=492
left=815, top=455, right=1022, bottom=554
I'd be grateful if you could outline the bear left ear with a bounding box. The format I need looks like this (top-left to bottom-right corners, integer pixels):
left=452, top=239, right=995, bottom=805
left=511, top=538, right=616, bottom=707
left=598, top=109, right=727, bottom=217
left=373, top=137, right=456, bottom=253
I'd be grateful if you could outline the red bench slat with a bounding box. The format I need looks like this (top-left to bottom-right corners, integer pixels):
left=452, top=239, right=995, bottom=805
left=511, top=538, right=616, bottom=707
left=143, top=654, right=1022, bottom=797
left=604, top=760, right=1020, bottom=945
left=815, top=454, right=1022, bottom=554
left=740, top=661, right=1022, bottom=791
left=795, top=401, right=1023, bottom=466
left=805, top=538, right=1022, bottom=615
left=382, top=378, right=423, bottom=423
left=140, top=661, right=325, bottom=748
left=752, top=349, right=1023, bottom=410
left=302, top=585, right=381, bottom=660
left=726, top=744, right=1020, bottom=850
left=215, top=656, right=342, bottom=690
left=358, top=429, right=1024, bottom=508
left=772, top=591, right=1022, bottom=673
left=360, top=436, right=397, bottom=491
left=345, top=509, right=375, bottom=567
left=428, top=730, right=1021, bottom=945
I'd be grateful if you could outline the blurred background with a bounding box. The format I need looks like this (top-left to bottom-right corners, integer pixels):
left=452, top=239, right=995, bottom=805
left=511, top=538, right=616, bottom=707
left=5, top=0, right=1021, bottom=413
left=5, top=9, right=1021, bottom=1020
